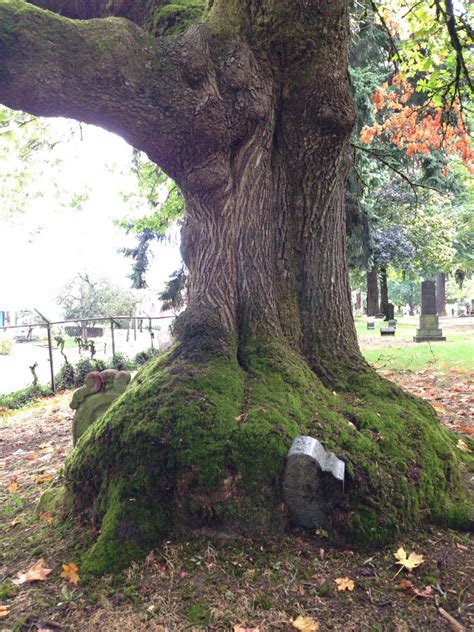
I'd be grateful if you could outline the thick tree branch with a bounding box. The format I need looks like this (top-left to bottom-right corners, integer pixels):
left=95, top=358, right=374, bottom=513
left=25, top=0, right=169, bottom=27
left=0, top=0, right=162, bottom=146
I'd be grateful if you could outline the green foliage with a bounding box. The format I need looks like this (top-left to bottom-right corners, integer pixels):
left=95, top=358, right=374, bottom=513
left=0, top=336, right=13, bottom=355
left=57, top=273, right=140, bottom=320
left=117, top=151, right=185, bottom=289
left=134, top=347, right=160, bottom=366
left=0, top=384, right=51, bottom=410
left=111, top=352, right=135, bottom=371
left=159, top=266, right=187, bottom=312
left=57, top=362, right=75, bottom=389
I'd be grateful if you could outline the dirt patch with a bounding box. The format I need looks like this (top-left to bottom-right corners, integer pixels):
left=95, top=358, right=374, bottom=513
left=1, top=382, right=473, bottom=631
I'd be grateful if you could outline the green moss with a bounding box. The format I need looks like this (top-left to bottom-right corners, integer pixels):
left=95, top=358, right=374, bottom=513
left=185, top=600, right=211, bottom=626
left=149, top=1, right=207, bottom=37
left=65, top=331, right=472, bottom=576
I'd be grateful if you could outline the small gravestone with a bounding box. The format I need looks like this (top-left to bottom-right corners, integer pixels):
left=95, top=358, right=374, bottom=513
left=367, top=322, right=375, bottom=330
left=385, top=303, right=395, bottom=321
left=413, top=280, right=446, bottom=342
left=70, top=369, right=131, bottom=445
left=380, top=327, right=395, bottom=336
left=388, top=319, right=397, bottom=328
left=283, top=436, right=345, bottom=529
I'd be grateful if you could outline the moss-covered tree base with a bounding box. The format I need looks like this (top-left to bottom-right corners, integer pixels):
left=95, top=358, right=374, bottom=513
left=65, top=336, right=472, bottom=576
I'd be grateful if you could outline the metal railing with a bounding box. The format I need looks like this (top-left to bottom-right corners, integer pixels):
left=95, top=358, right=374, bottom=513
left=0, top=311, right=174, bottom=393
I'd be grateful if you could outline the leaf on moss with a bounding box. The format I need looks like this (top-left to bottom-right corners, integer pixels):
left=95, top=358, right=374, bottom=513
left=39, top=512, right=55, bottom=524
left=335, top=577, right=355, bottom=591
left=291, top=615, right=320, bottom=631
left=394, top=547, right=424, bottom=570
left=13, top=558, right=52, bottom=585
left=61, top=563, right=80, bottom=586
left=456, top=439, right=471, bottom=453
left=0, top=605, right=10, bottom=618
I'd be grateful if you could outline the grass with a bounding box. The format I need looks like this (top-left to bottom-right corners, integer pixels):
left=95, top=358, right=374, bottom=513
left=362, top=334, right=474, bottom=371
left=356, top=317, right=474, bottom=372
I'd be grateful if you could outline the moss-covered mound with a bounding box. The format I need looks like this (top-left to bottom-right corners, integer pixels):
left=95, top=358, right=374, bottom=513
left=65, top=337, right=472, bottom=576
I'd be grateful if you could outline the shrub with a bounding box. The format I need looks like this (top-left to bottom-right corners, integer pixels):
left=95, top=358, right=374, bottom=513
left=0, top=384, right=51, bottom=410
left=74, top=358, right=95, bottom=386
left=0, top=337, right=13, bottom=355
left=110, top=352, right=135, bottom=371
left=134, top=347, right=160, bottom=366
left=56, top=362, right=75, bottom=389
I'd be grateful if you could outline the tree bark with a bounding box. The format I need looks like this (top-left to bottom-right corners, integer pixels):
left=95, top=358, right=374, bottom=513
left=366, top=265, right=379, bottom=316
left=437, top=272, right=446, bottom=316
left=0, top=0, right=468, bottom=575
left=379, top=267, right=389, bottom=317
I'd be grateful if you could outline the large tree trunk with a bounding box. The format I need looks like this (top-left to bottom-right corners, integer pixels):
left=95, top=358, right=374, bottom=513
left=379, top=267, right=389, bottom=317
left=366, top=265, right=379, bottom=316
left=0, top=0, right=469, bottom=575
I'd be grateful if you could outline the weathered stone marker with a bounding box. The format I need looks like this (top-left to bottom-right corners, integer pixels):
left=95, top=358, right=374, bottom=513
left=70, top=369, right=131, bottom=445
left=380, top=327, right=395, bottom=336
left=385, top=303, right=395, bottom=321
left=283, top=435, right=345, bottom=529
left=413, top=280, right=446, bottom=342
left=367, top=321, right=375, bottom=330
left=388, top=319, right=397, bottom=328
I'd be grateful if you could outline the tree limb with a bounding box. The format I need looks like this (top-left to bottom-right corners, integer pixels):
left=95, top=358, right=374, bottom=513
left=0, top=1, right=163, bottom=145
left=24, top=0, right=168, bottom=27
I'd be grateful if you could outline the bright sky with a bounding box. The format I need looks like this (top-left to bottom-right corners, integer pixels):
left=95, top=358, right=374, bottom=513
left=0, top=117, right=182, bottom=316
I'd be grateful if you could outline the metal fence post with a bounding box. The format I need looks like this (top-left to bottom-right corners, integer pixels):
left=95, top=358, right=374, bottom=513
left=46, top=323, right=56, bottom=392
left=35, top=309, right=55, bottom=392
left=110, top=318, right=116, bottom=359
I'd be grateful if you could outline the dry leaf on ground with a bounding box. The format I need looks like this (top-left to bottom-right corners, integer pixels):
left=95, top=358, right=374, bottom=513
left=39, top=512, right=55, bottom=524
left=0, top=605, right=10, bottom=618
left=335, top=577, right=355, bottom=591
left=60, top=563, right=80, bottom=585
left=35, top=474, right=54, bottom=484
left=8, top=476, right=18, bottom=493
left=13, top=558, right=52, bottom=585
left=291, top=615, right=320, bottom=631
left=394, top=547, right=425, bottom=571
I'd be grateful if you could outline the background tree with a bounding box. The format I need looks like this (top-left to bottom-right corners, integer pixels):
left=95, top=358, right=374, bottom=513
left=57, top=273, right=141, bottom=321
left=0, top=0, right=471, bottom=575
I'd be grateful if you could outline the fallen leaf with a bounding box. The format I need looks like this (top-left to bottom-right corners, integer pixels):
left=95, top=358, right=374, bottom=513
left=61, top=563, right=80, bottom=586
left=39, top=512, right=55, bottom=524
left=456, top=439, right=471, bottom=453
left=335, top=577, right=355, bottom=591
left=412, top=585, right=434, bottom=598
left=291, top=615, right=320, bottom=631
left=13, top=558, right=52, bottom=585
left=27, top=452, right=38, bottom=461
left=0, top=605, right=10, bottom=618
left=35, top=474, right=54, bottom=484
left=394, top=547, right=424, bottom=571
left=8, top=476, right=18, bottom=493
left=397, top=579, right=414, bottom=591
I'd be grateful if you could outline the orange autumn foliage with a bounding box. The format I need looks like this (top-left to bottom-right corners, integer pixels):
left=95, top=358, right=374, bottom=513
left=360, top=75, right=473, bottom=171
